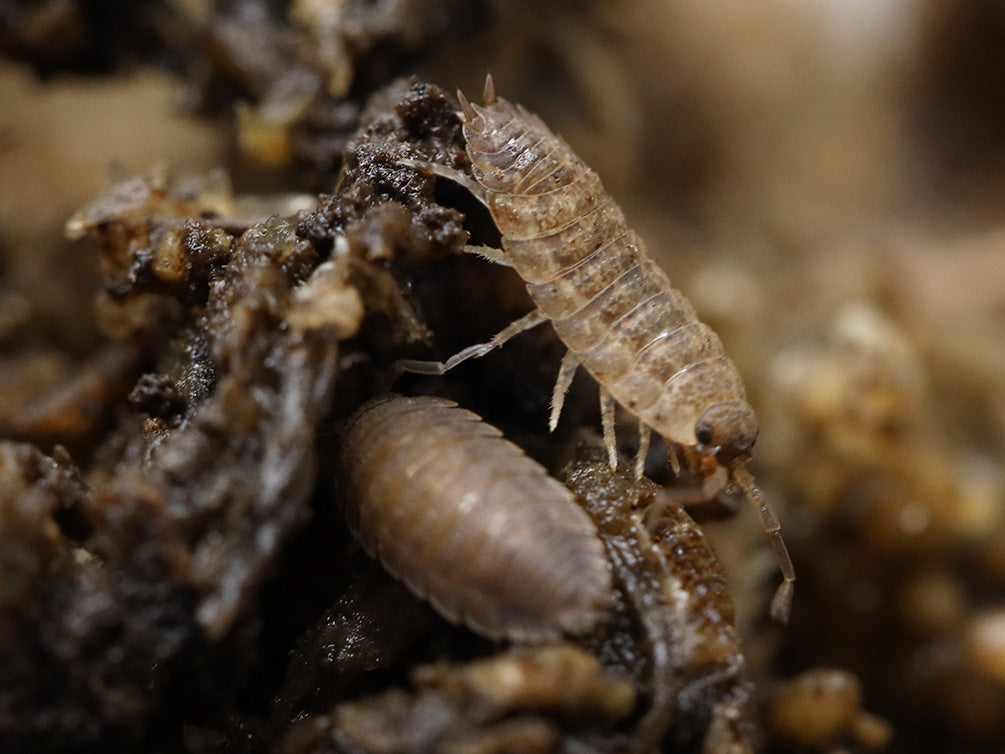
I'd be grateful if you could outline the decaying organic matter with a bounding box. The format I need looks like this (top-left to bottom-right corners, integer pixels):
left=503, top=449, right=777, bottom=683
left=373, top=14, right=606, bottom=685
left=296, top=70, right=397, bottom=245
left=564, top=443, right=755, bottom=754
left=270, top=569, right=439, bottom=731
left=279, top=644, right=638, bottom=754
left=0, top=440, right=195, bottom=748
left=0, top=166, right=357, bottom=748
left=70, top=173, right=352, bottom=639
left=338, top=394, right=613, bottom=641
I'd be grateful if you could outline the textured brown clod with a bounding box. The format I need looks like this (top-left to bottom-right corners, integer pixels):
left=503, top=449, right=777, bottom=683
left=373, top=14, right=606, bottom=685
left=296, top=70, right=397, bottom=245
left=0, top=344, right=140, bottom=453
left=0, top=442, right=195, bottom=748
left=297, top=80, right=471, bottom=344
left=768, top=668, right=891, bottom=750
left=298, top=80, right=470, bottom=260
left=562, top=442, right=754, bottom=754
left=0, top=163, right=359, bottom=748
left=272, top=571, right=439, bottom=729
left=412, top=644, right=636, bottom=721
left=279, top=645, right=636, bottom=754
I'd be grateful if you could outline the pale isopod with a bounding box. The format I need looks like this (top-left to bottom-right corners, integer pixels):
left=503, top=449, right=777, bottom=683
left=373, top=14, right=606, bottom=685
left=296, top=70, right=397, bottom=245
left=396, top=76, right=795, bottom=622
left=336, top=394, right=613, bottom=641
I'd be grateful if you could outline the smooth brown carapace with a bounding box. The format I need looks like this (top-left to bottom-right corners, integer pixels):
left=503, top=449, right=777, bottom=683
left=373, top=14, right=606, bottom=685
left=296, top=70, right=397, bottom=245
left=337, top=394, right=614, bottom=641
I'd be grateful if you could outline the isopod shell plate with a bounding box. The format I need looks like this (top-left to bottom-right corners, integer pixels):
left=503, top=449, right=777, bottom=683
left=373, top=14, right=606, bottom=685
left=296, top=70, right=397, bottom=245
left=337, top=394, right=613, bottom=641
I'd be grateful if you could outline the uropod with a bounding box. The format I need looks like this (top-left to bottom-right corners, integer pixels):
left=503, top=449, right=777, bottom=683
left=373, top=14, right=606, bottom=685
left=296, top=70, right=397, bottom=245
left=337, top=394, right=614, bottom=641
left=396, top=76, right=795, bottom=621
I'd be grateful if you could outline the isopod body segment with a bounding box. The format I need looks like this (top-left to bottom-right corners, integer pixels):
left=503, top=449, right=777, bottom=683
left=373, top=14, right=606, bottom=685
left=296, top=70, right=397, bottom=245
left=337, top=394, right=614, bottom=641
left=460, top=83, right=757, bottom=463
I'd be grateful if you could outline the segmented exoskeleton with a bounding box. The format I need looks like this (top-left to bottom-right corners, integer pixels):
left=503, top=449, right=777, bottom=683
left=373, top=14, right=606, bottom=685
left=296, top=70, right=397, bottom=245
left=397, top=76, right=794, bottom=621
left=564, top=444, right=754, bottom=754
left=337, top=394, right=613, bottom=641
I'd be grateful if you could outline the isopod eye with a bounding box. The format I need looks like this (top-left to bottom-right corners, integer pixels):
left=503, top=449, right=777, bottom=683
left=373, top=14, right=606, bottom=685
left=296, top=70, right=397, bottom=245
left=695, top=400, right=759, bottom=463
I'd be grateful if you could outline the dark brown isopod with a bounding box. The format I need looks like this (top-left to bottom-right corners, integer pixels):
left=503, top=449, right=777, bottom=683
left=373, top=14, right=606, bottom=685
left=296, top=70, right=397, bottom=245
left=563, top=443, right=754, bottom=754
left=337, top=394, right=613, bottom=641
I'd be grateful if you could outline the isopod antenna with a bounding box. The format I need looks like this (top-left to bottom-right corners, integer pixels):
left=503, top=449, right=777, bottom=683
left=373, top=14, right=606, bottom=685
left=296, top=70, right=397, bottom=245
left=731, top=464, right=795, bottom=623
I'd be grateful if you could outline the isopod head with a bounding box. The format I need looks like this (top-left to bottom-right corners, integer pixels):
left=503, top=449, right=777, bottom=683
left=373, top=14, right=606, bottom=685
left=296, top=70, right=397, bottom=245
left=691, top=398, right=796, bottom=624
left=695, top=399, right=758, bottom=465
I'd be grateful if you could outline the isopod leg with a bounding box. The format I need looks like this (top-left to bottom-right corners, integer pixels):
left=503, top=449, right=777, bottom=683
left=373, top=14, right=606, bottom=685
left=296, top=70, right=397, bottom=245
left=549, top=350, right=580, bottom=432
left=635, top=424, right=651, bottom=480
left=731, top=465, right=796, bottom=624
left=600, top=387, right=618, bottom=469
left=381, top=309, right=549, bottom=390
left=399, top=158, right=489, bottom=208
left=666, top=441, right=682, bottom=478
left=465, top=244, right=513, bottom=267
